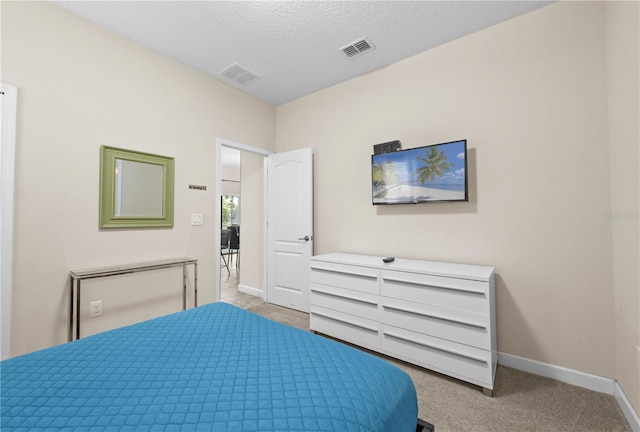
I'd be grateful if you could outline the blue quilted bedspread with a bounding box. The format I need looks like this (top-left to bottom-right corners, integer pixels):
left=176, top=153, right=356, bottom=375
left=2, top=302, right=417, bottom=431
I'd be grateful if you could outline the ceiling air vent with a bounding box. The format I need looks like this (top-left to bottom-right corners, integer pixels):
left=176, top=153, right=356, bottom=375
left=340, top=37, right=375, bottom=59
left=219, top=63, right=261, bottom=86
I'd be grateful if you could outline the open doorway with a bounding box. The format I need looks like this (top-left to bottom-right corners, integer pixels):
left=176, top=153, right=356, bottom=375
left=215, top=138, right=271, bottom=307
left=215, top=139, right=314, bottom=314
left=219, top=146, right=241, bottom=302
left=220, top=194, right=240, bottom=277
left=219, top=148, right=241, bottom=301
left=220, top=194, right=240, bottom=301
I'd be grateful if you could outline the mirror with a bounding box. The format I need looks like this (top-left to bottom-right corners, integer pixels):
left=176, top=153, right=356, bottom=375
left=99, top=146, right=174, bottom=229
left=115, top=159, right=164, bottom=217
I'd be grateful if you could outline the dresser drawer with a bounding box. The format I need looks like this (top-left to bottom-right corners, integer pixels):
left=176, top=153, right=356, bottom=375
left=381, top=297, right=490, bottom=350
left=381, top=325, right=493, bottom=388
left=381, top=270, right=489, bottom=313
left=310, top=306, right=380, bottom=351
left=310, top=284, right=379, bottom=321
left=311, top=261, right=379, bottom=295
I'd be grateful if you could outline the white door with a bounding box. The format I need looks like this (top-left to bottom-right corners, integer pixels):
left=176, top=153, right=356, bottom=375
left=267, top=148, right=313, bottom=312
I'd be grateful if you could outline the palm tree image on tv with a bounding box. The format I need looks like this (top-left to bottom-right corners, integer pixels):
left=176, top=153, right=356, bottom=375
left=372, top=160, right=397, bottom=198
left=371, top=140, right=467, bottom=204
left=414, top=146, right=455, bottom=184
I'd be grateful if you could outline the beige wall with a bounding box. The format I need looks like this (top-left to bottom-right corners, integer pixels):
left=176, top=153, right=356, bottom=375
left=2, top=1, right=274, bottom=355
left=277, top=1, right=618, bottom=382
left=605, top=1, right=640, bottom=412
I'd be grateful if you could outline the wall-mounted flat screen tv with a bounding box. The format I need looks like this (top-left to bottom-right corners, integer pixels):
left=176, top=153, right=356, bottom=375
left=372, top=139, right=468, bottom=205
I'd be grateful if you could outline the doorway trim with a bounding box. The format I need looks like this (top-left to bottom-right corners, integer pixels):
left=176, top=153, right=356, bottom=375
left=1, top=83, right=18, bottom=360
left=215, top=138, right=272, bottom=302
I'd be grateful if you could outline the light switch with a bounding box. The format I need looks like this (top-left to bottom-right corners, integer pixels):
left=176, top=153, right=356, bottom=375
left=191, top=213, right=203, bottom=226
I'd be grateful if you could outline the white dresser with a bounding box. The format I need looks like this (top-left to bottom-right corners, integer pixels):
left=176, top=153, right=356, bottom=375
left=309, top=253, right=497, bottom=395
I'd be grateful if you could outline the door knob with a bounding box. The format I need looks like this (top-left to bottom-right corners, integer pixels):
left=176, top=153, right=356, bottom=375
left=298, top=235, right=310, bottom=241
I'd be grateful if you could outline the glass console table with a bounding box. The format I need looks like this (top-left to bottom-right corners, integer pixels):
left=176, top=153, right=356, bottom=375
left=69, top=258, right=198, bottom=341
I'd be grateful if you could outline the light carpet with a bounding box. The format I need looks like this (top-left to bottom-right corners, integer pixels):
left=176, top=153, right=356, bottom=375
left=242, top=301, right=631, bottom=432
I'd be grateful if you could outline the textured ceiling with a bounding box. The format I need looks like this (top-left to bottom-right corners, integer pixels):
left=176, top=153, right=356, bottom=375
left=52, top=1, right=551, bottom=107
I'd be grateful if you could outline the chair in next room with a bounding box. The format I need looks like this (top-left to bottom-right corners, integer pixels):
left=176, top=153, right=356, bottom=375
left=229, top=225, right=240, bottom=270
left=220, top=229, right=231, bottom=275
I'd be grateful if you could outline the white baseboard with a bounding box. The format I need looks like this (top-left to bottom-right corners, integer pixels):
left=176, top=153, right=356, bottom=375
left=615, top=382, right=640, bottom=432
left=499, top=352, right=639, bottom=431
left=498, top=352, right=614, bottom=394
left=238, top=284, right=264, bottom=299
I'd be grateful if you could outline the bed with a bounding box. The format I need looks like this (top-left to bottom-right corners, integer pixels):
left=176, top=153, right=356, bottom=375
left=2, top=302, right=426, bottom=431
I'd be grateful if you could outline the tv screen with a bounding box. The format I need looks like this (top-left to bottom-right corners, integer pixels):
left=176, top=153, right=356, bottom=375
left=371, top=139, right=468, bottom=205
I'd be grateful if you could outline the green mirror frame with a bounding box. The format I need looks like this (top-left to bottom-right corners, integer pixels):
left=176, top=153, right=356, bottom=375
left=99, top=145, right=175, bottom=229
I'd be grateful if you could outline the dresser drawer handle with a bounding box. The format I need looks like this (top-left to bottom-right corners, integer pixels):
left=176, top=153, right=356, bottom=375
left=311, top=266, right=378, bottom=279
left=383, top=305, right=486, bottom=329
left=383, top=331, right=487, bottom=363
left=382, top=276, right=484, bottom=295
left=313, top=311, right=378, bottom=333
left=311, top=288, right=378, bottom=305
